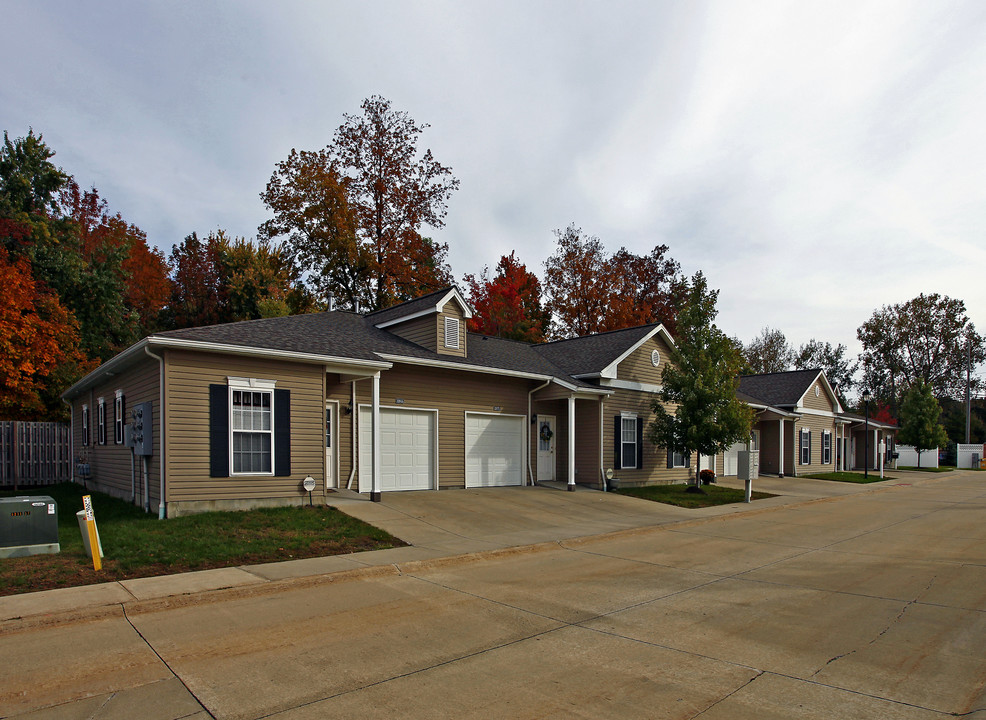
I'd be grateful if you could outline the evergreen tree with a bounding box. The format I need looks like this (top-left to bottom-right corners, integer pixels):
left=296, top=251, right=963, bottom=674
left=897, top=381, right=949, bottom=468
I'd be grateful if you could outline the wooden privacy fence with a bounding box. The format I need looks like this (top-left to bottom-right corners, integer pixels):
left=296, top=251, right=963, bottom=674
left=0, top=421, right=72, bottom=489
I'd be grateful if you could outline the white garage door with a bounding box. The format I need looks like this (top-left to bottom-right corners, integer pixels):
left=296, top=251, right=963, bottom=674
left=465, top=414, right=524, bottom=488
left=359, top=407, right=435, bottom=491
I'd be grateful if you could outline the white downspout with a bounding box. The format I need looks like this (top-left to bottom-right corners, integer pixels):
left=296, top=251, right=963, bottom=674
left=527, top=379, right=551, bottom=485
left=62, top=398, right=74, bottom=484
left=347, top=380, right=357, bottom=490
left=144, top=346, right=166, bottom=519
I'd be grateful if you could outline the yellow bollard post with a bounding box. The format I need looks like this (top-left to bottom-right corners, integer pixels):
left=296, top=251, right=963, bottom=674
left=82, top=495, right=102, bottom=571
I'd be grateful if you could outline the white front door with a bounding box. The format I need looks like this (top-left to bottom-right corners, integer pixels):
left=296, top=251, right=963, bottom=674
left=536, top=415, right=556, bottom=482
left=723, top=441, right=745, bottom=476
left=325, top=403, right=336, bottom=489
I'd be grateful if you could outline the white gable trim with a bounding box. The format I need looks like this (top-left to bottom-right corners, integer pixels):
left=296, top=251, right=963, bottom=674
left=599, top=324, right=675, bottom=379
left=794, top=371, right=844, bottom=414
left=374, top=288, right=473, bottom=329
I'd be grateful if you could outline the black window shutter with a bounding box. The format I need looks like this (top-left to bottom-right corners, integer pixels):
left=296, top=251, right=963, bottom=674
left=809, top=431, right=812, bottom=464
left=614, top=416, right=622, bottom=470
left=274, top=389, right=291, bottom=477
left=635, top=419, right=643, bottom=469
left=667, top=447, right=673, bottom=469
left=209, top=384, right=229, bottom=477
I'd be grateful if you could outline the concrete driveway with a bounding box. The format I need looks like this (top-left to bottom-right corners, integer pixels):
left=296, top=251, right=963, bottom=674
left=4, top=470, right=984, bottom=719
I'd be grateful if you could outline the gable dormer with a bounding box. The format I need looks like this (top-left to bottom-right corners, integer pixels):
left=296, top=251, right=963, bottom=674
left=372, top=287, right=472, bottom=357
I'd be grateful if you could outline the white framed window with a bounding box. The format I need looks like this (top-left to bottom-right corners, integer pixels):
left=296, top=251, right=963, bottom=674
left=621, top=416, right=637, bottom=468
left=229, top=378, right=276, bottom=475
left=114, top=390, right=125, bottom=445
left=444, top=316, right=460, bottom=349
left=800, top=427, right=811, bottom=465
left=82, top=404, right=90, bottom=446
left=672, top=449, right=686, bottom=468
left=822, top=430, right=832, bottom=464
left=97, top=398, right=106, bottom=445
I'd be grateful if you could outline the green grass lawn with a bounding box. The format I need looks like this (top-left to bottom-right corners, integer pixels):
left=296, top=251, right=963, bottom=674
left=897, top=466, right=955, bottom=473
left=802, top=472, right=893, bottom=483
left=0, top=482, right=404, bottom=596
left=614, top=483, right=776, bottom=508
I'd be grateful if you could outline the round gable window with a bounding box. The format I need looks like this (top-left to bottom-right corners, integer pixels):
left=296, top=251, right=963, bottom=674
left=814, top=385, right=820, bottom=397
left=651, top=349, right=660, bottom=367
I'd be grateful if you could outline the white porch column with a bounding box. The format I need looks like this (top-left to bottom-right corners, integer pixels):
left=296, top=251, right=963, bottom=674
left=872, top=429, right=879, bottom=470
left=568, top=395, right=576, bottom=491
left=778, top=419, right=785, bottom=477
left=371, top=372, right=381, bottom=502
left=598, top=398, right=605, bottom=491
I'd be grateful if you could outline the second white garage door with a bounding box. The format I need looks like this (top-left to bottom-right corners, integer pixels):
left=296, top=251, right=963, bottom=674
left=359, top=407, right=435, bottom=491
left=465, top=414, right=524, bottom=488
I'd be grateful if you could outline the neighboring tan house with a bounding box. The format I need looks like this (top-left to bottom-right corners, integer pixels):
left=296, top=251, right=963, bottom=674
left=63, top=287, right=694, bottom=516
left=717, top=369, right=897, bottom=478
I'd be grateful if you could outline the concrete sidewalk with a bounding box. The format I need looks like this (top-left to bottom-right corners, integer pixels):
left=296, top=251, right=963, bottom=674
left=0, top=470, right=944, bottom=625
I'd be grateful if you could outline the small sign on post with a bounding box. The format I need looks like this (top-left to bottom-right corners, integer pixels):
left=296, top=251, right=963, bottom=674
left=82, top=495, right=102, bottom=571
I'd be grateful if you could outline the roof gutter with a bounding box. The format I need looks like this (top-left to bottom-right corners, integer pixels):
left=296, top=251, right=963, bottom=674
left=63, top=336, right=392, bottom=399
left=375, top=354, right=610, bottom=395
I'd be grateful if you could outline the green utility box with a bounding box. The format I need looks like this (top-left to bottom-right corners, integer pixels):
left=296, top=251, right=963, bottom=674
left=0, top=495, right=60, bottom=558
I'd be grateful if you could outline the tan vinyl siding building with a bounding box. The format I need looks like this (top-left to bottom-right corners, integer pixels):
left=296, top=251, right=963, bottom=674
left=164, top=350, right=326, bottom=515
left=70, top=356, right=161, bottom=508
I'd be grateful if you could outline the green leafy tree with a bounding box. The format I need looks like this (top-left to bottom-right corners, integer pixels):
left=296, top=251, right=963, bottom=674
left=649, top=272, right=754, bottom=486
left=897, top=380, right=949, bottom=468
left=794, top=339, right=858, bottom=401
left=743, top=327, right=794, bottom=374
left=858, top=293, right=984, bottom=414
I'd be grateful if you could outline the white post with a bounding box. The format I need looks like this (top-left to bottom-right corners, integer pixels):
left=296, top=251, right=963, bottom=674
left=778, top=419, right=785, bottom=477
left=371, top=373, right=381, bottom=502
left=567, top=395, right=576, bottom=491
left=879, top=438, right=885, bottom=478
left=598, top=398, right=605, bottom=491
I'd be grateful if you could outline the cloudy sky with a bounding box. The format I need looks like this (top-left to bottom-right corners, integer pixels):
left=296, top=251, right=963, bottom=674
left=3, top=0, right=985, bottom=359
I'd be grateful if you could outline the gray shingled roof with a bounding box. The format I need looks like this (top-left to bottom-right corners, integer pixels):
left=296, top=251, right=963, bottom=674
left=534, top=324, right=659, bottom=376
left=364, top=287, right=464, bottom=326
left=738, top=369, right=822, bottom=408
left=154, top=309, right=599, bottom=389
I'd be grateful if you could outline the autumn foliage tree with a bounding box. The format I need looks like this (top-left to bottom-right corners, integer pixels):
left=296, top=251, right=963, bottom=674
left=464, top=252, right=548, bottom=342
left=0, top=249, right=91, bottom=419
left=261, top=96, right=457, bottom=311
left=542, top=224, right=682, bottom=339
left=167, top=230, right=301, bottom=329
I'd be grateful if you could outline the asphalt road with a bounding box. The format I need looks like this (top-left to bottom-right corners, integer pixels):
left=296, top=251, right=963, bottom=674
left=2, top=473, right=985, bottom=719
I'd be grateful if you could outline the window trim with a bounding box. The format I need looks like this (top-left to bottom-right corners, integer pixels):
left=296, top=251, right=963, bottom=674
left=114, top=390, right=125, bottom=445
left=621, top=415, right=637, bottom=469
left=444, top=316, right=460, bottom=349
left=671, top=448, right=687, bottom=468
left=822, top=430, right=832, bottom=464
left=800, top=427, right=811, bottom=465
left=228, top=377, right=277, bottom=476
left=97, top=398, right=106, bottom=446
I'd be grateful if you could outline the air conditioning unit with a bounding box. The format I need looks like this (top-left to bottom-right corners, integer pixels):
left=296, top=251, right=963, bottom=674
left=0, top=496, right=60, bottom=558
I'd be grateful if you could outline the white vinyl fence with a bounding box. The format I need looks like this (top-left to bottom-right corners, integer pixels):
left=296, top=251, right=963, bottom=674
left=957, top=444, right=986, bottom=469
left=896, top=445, right=939, bottom=468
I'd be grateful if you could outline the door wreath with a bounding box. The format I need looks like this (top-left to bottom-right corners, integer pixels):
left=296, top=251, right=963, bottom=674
left=539, top=423, right=554, bottom=443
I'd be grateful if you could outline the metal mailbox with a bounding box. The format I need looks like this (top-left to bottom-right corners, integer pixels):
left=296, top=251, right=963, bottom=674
left=0, top=495, right=60, bottom=558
